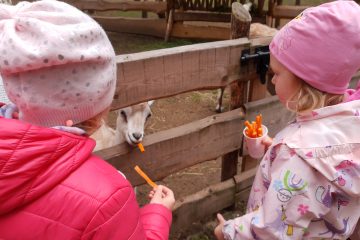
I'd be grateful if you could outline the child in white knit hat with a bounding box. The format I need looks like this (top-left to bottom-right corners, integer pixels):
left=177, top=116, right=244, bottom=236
left=0, top=1, right=174, bottom=239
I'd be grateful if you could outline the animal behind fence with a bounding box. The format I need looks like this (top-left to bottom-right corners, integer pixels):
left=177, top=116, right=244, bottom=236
left=91, top=101, right=154, bottom=151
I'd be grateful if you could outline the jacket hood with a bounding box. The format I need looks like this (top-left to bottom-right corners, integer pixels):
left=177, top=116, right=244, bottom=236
left=0, top=117, right=95, bottom=215
left=283, top=100, right=360, bottom=197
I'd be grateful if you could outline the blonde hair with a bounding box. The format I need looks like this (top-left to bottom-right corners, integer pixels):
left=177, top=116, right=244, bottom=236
left=74, top=108, right=110, bottom=136
left=287, top=81, right=344, bottom=114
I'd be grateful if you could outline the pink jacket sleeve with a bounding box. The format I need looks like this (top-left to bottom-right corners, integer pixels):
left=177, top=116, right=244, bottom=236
left=81, top=183, right=171, bottom=239
left=140, top=203, right=173, bottom=240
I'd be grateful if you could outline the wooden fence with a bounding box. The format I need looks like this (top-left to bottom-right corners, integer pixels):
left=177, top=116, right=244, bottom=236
left=95, top=35, right=360, bottom=233
left=94, top=36, right=276, bottom=233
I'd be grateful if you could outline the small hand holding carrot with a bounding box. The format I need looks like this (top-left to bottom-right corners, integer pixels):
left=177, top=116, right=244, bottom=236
left=148, top=185, right=175, bottom=210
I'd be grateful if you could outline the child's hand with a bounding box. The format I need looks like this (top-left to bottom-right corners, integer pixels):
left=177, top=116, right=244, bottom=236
left=148, top=185, right=175, bottom=210
left=214, top=213, right=226, bottom=240
left=261, top=135, right=273, bottom=151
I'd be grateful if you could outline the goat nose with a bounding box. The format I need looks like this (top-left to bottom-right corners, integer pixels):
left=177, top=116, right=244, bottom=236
left=132, top=133, right=142, bottom=140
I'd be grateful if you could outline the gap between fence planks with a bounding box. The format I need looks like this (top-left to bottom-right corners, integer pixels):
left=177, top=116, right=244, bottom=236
left=96, top=108, right=245, bottom=186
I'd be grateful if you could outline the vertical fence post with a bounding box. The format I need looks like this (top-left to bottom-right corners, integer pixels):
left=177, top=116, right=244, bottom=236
left=221, top=2, right=251, bottom=181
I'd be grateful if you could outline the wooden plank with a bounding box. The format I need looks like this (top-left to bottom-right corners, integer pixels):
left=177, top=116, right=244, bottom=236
left=172, top=168, right=256, bottom=232
left=171, top=21, right=230, bottom=40
left=173, top=178, right=235, bottom=232
left=112, top=38, right=253, bottom=109
left=273, top=5, right=309, bottom=19
left=63, top=0, right=167, bottom=13
left=221, top=2, right=252, bottom=181
left=96, top=108, right=245, bottom=186
left=173, top=11, right=231, bottom=22
left=93, top=16, right=166, bottom=38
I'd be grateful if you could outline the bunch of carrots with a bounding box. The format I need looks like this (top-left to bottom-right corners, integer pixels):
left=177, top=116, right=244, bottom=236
left=244, top=114, right=263, bottom=138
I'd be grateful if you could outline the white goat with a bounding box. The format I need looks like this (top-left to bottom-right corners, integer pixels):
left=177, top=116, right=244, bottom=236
left=91, top=101, right=154, bottom=151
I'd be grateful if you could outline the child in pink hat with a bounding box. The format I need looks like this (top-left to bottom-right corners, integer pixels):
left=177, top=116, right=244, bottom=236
left=215, top=1, right=360, bottom=239
left=0, top=1, right=174, bottom=239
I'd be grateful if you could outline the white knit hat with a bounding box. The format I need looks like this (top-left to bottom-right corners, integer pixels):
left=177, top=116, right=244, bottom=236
left=0, top=0, right=116, bottom=127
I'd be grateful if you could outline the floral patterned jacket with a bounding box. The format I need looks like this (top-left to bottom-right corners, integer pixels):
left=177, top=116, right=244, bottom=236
left=223, top=100, right=360, bottom=239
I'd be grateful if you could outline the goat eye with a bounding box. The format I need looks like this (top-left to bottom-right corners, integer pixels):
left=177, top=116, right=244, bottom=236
left=120, top=110, right=127, bottom=122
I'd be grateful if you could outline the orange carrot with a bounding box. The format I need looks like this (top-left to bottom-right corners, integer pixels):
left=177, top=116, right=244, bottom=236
left=244, top=114, right=264, bottom=138
left=252, top=121, right=257, bottom=131
left=256, top=114, right=262, bottom=128
left=138, top=143, right=145, bottom=153
left=134, top=165, right=157, bottom=188
left=245, top=121, right=252, bottom=131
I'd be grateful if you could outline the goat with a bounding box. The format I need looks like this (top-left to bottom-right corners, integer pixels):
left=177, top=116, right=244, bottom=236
left=91, top=101, right=154, bottom=152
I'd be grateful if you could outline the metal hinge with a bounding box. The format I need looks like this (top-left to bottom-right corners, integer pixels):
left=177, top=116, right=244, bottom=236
left=240, top=46, right=270, bottom=84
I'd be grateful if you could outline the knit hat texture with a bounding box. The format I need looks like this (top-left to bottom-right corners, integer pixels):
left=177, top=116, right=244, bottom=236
left=0, top=0, right=116, bottom=127
left=270, top=0, right=360, bottom=94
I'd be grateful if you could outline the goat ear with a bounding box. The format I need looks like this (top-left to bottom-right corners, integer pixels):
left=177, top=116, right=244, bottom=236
left=147, top=100, right=154, bottom=106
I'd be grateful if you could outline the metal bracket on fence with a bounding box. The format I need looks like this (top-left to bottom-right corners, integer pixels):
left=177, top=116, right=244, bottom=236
left=240, top=46, right=270, bottom=84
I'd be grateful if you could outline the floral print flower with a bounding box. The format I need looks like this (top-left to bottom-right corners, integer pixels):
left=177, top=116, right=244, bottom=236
left=297, top=204, right=309, bottom=215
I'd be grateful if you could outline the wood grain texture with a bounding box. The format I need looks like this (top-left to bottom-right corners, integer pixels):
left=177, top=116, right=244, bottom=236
left=172, top=168, right=256, bottom=232
left=64, top=0, right=167, bottom=13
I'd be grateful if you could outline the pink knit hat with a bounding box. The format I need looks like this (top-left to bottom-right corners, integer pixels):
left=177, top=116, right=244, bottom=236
left=0, top=0, right=116, bottom=127
left=270, top=0, right=360, bottom=94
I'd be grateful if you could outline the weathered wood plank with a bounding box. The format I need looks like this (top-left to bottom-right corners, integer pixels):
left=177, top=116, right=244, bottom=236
left=172, top=168, right=256, bottom=232
left=93, top=16, right=166, bottom=38
left=171, top=21, right=230, bottom=40
left=273, top=5, right=309, bottom=19
left=173, top=11, right=231, bottom=22
left=64, top=0, right=167, bottom=13
left=113, top=38, right=252, bottom=109
left=96, top=108, right=245, bottom=186
left=112, top=38, right=271, bottom=109
left=221, top=2, right=252, bottom=181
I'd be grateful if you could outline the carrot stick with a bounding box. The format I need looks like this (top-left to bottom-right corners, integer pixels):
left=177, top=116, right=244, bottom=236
left=256, top=114, right=262, bottom=128
left=244, top=121, right=253, bottom=137
left=138, top=143, right=145, bottom=153
left=134, top=165, right=157, bottom=188
left=252, top=121, right=257, bottom=131
left=245, top=121, right=252, bottom=131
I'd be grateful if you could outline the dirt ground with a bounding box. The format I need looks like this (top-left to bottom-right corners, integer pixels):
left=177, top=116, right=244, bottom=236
left=107, top=32, right=246, bottom=239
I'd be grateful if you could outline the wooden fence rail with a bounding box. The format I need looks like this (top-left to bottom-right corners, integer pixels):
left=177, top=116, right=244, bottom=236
left=112, top=37, right=272, bottom=109
left=98, top=108, right=244, bottom=186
